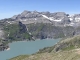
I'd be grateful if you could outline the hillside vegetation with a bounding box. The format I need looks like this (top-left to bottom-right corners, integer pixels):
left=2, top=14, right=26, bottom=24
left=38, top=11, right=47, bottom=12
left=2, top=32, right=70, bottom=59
left=37, top=35, right=80, bottom=53
left=10, top=51, right=80, bottom=60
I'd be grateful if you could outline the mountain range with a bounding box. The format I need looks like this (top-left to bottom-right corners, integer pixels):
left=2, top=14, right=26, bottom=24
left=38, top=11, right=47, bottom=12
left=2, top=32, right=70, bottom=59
left=1, top=10, right=80, bottom=51
left=1, top=10, right=80, bottom=39
left=9, top=10, right=80, bottom=27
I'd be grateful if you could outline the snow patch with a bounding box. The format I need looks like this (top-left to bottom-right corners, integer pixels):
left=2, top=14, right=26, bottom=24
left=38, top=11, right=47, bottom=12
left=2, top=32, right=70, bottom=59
left=6, top=21, right=12, bottom=24
left=53, top=19, right=62, bottom=22
left=69, top=22, right=74, bottom=26
left=6, top=48, right=10, bottom=51
left=41, top=14, right=61, bottom=22
left=69, top=18, right=73, bottom=21
left=35, top=18, right=37, bottom=20
left=20, top=19, right=27, bottom=21
left=42, top=15, right=53, bottom=20
left=75, top=18, right=80, bottom=22
left=0, top=31, right=2, bottom=32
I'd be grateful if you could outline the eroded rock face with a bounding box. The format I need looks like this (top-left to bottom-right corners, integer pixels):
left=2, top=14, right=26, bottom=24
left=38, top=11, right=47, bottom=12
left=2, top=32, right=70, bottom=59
left=19, top=21, right=27, bottom=33
left=0, top=30, right=4, bottom=39
left=0, top=42, right=9, bottom=51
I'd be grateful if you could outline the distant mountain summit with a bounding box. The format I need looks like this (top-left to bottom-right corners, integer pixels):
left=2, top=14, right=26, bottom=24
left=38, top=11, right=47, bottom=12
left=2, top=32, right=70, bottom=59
left=10, top=10, right=80, bottom=27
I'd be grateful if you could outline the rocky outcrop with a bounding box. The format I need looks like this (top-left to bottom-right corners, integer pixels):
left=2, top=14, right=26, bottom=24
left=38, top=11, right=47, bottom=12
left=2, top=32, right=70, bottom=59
left=0, top=30, right=4, bottom=39
left=19, top=21, right=27, bottom=33
left=0, top=42, right=9, bottom=51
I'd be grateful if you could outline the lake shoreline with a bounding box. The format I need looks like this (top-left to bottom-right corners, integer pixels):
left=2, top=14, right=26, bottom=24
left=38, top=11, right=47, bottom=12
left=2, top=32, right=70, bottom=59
left=6, top=48, right=10, bottom=51
left=0, top=39, right=60, bottom=60
left=2, top=38, right=61, bottom=52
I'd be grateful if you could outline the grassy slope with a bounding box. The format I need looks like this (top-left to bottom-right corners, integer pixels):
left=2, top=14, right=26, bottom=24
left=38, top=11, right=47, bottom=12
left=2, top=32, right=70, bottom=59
left=10, top=35, right=80, bottom=60
left=10, top=50, right=80, bottom=60
left=37, top=35, right=80, bottom=53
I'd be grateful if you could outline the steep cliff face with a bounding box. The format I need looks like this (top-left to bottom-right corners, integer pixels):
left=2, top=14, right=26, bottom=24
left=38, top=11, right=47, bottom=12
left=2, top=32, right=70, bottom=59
left=19, top=21, right=27, bottom=33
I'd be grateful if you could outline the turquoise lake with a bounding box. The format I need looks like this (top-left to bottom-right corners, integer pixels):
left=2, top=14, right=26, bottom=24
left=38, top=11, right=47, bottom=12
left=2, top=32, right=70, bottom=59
left=0, top=39, right=60, bottom=60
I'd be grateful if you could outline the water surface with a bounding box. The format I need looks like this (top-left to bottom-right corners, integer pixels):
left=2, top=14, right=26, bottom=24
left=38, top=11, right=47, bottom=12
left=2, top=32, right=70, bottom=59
left=0, top=39, right=60, bottom=60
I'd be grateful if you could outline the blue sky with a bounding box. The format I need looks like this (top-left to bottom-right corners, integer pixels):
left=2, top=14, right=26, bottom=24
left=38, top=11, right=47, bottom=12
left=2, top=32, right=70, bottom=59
left=0, top=0, right=80, bottom=19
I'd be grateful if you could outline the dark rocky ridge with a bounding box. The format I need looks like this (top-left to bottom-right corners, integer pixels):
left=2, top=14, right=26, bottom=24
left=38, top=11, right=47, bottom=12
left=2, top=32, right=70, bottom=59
left=0, top=42, right=9, bottom=51
left=19, top=21, right=27, bottom=33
